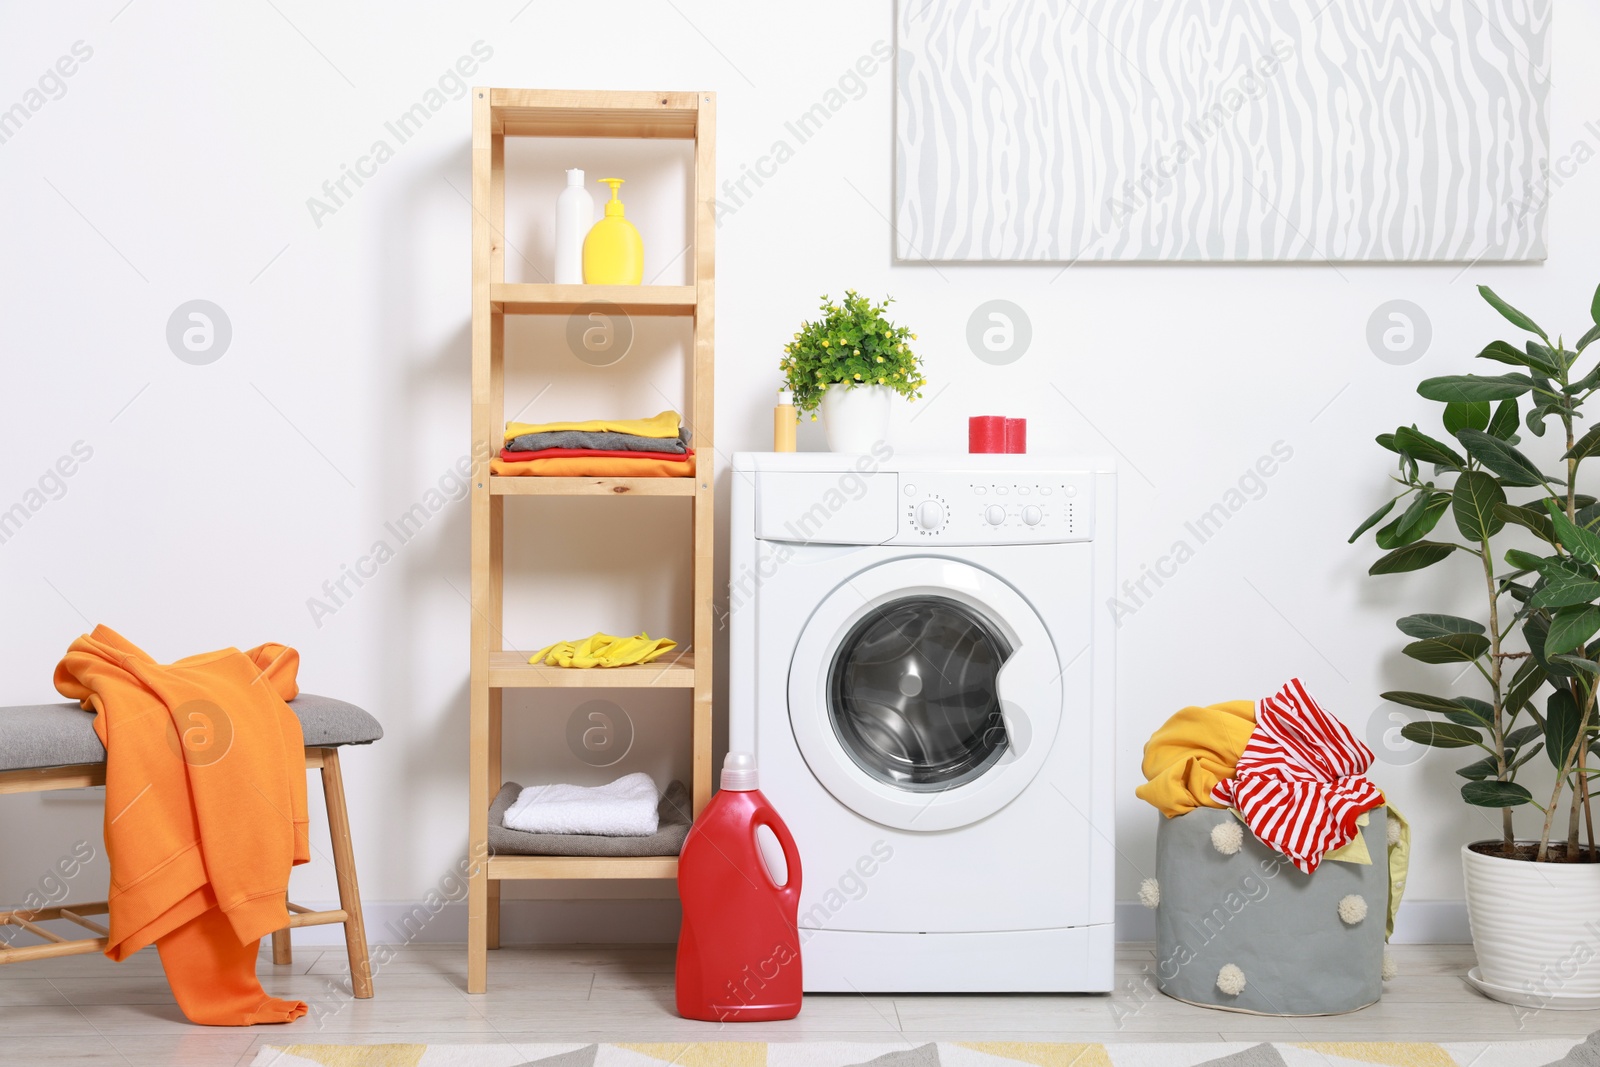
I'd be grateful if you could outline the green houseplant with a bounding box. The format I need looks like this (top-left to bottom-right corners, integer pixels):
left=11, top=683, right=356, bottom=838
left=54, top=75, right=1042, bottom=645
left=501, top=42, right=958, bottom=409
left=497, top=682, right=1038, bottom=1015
left=779, top=291, right=926, bottom=452
left=1353, top=281, right=1600, bottom=1005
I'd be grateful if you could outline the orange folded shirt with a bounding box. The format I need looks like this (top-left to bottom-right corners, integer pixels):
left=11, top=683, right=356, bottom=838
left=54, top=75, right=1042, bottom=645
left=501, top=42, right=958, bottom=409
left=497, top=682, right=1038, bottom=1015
left=498, top=446, right=689, bottom=462
left=54, top=626, right=311, bottom=1026
left=490, top=452, right=696, bottom=478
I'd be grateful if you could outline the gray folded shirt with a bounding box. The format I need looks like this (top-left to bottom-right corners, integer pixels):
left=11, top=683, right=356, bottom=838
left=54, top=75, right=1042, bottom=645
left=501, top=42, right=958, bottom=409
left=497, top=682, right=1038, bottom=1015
left=505, top=428, right=689, bottom=454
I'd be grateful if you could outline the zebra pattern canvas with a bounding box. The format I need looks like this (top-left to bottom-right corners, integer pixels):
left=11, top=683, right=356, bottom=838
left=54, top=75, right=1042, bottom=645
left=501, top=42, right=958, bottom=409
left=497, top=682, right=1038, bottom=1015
left=894, top=0, right=1551, bottom=263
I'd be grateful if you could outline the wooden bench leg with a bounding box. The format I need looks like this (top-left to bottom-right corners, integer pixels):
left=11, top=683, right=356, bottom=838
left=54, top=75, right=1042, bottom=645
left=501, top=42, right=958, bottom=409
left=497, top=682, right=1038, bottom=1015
left=271, top=924, right=292, bottom=965
left=320, top=748, right=373, bottom=999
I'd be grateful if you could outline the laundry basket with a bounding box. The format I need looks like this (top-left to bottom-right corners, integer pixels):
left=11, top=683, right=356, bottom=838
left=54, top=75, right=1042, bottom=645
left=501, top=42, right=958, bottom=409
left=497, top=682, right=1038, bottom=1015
left=1148, top=806, right=1388, bottom=1015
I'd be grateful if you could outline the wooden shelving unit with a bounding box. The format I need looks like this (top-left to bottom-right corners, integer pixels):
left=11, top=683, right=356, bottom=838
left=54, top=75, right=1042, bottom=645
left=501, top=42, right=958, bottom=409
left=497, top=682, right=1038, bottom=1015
left=467, top=88, right=715, bottom=994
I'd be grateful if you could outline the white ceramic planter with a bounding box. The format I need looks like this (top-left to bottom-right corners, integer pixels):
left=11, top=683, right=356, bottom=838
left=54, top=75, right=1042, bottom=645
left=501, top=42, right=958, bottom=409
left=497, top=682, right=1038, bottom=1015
left=1462, top=841, right=1600, bottom=1006
left=820, top=384, right=894, bottom=454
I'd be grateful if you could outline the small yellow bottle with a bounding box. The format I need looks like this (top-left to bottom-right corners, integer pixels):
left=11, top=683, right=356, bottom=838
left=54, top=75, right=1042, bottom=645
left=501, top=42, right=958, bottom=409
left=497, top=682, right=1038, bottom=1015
left=582, top=178, right=644, bottom=285
left=774, top=389, right=797, bottom=452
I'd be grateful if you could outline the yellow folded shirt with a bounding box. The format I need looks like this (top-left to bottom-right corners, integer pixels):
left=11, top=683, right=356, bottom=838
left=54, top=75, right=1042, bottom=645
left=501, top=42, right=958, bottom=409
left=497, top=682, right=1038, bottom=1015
left=530, top=632, right=678, bottom=669
left=504, top=410, right=681, bottom=442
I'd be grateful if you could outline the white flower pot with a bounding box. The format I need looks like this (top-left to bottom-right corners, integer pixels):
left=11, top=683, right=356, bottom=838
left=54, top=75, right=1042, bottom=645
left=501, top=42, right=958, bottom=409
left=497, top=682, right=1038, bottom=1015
left=820, top=384, right=894, bottom=454
left=1462, top=841, right=1600, bottom=1006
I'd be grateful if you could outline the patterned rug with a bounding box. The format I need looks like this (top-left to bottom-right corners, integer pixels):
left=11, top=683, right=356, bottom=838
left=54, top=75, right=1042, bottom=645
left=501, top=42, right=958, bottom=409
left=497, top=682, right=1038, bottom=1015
left=250, top=1039, right=1584, bottom=1067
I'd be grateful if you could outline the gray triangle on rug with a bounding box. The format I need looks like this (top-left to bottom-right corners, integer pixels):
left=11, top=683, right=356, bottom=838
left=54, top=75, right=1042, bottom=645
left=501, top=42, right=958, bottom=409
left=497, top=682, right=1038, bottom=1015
left=512, top=1044, right=599, bottom=1067
left=1193, top=1043, right=1289, bottom=1067
left=841, top=1043, right=940, bottom=1067
left=1543, top=1030, right=1600, bottom=1067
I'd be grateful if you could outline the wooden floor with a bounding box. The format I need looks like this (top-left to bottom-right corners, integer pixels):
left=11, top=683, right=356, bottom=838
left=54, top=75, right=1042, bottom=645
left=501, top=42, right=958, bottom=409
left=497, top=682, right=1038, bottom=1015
left=0, top=943, right=1588, bottom=1065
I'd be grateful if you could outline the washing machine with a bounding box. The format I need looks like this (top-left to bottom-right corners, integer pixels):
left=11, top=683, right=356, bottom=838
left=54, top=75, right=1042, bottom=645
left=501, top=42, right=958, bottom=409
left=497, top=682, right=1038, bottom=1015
left=728, top=451, right=1116, bottom=993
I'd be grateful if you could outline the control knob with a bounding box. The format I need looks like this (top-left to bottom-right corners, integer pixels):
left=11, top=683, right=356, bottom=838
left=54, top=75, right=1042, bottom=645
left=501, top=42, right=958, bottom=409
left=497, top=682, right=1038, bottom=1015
left=1022, top=505, right=1043, bottom=526
left=984, top=504, right=1007, bottom=526
left=915, top=500, right=946, bottom=531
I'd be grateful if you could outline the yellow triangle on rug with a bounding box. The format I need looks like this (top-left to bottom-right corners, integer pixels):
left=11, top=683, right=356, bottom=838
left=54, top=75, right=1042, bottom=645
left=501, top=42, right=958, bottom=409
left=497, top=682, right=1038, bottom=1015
left=1289, top=1044, right=1457, bottom=1067
left=953, top=1043, right=1113, bottom=1067
left=616, top=1043, right=767, bottom=1067
left=268, top=1047, right=426, bottom=1067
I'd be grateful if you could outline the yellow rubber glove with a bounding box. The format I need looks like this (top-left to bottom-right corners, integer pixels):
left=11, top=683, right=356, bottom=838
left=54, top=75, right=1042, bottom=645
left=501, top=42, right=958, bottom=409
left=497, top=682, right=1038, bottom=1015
left=530, top=632, right=677, bottom=668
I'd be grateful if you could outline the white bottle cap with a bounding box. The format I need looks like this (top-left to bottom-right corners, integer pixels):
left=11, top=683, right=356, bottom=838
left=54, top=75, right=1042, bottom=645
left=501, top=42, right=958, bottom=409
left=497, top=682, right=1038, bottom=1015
left=566, top=168, right=584, bottom=185
left=777, top=389, right=794, bottom=406
left=721, top=752, right=758, bottom=791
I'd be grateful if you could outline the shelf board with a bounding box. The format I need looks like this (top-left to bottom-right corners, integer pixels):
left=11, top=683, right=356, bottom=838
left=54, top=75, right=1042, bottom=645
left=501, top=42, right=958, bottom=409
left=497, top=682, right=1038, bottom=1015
left=488, top=855, right=679, bottom=880
left=489, top=650, right=696, bottom=689
left=490, top=284, right=696, bottom=316
left=490, top=476, right=697, bottom=497
left=489, top=89, right=701, bottom=139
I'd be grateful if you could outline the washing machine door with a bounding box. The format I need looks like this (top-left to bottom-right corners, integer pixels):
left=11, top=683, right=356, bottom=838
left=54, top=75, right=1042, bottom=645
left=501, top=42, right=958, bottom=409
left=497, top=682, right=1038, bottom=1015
left=788, top=557, right=1061, bottom=831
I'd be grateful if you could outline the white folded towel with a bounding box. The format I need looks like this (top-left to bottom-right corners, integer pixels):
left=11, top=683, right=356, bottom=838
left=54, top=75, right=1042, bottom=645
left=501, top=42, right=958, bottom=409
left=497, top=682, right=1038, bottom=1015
left=502, top=773, right=662, bottom=837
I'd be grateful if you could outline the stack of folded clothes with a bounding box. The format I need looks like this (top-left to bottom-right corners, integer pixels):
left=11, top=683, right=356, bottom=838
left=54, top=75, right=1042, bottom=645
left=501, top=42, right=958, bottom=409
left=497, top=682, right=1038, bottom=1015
left=490, top=409, right=695, bottom=478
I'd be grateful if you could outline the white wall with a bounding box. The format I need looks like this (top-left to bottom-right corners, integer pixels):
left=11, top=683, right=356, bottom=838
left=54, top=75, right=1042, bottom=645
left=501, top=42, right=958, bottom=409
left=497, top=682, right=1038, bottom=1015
left=2, top=1, right=1596, bottom=945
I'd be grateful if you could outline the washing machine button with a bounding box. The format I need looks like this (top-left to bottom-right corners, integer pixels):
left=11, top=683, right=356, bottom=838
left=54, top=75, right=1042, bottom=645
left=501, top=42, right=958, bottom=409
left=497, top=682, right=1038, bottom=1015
left=984, top=504, right=1007, bottom=526
left=1022, top=505, right=1043, bottom=526
left=904, top=484, right=916, bottom=496
left=915, top=500, right=946, bottom=531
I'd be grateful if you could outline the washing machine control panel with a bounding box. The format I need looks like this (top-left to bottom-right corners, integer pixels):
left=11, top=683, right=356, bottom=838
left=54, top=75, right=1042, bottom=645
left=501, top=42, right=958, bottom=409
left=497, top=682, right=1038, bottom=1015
left=896, top=472, right=1096, bottom=544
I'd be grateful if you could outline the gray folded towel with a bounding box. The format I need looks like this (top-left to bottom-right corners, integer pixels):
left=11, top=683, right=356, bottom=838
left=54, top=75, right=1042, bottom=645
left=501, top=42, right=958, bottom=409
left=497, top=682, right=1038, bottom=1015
left=505, top=428, right=689, bottom=454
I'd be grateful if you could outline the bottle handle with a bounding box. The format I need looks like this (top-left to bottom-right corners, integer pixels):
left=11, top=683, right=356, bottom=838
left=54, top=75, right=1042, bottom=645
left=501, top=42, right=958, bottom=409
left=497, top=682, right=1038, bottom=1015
left=753, top=809, right=803, bottom=904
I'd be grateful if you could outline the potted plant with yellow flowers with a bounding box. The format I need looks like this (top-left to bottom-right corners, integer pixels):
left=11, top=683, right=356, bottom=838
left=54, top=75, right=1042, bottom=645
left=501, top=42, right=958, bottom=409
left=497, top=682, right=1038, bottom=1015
left=779, top=291, right=927, bottom=453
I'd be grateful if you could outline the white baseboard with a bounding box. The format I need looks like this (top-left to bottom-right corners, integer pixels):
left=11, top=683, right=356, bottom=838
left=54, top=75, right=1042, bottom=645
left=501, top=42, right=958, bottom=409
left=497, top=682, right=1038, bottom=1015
left=283, top=899, right=1472, bottom=948
left=285, top=899, right=683, bottom=949
left=1113, top=900, right=1470, bottom=944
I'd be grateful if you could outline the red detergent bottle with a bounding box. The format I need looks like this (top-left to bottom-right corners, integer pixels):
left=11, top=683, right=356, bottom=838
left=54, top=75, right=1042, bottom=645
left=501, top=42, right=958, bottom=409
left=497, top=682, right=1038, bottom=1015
left=675, top=752, right=803, bottom=1021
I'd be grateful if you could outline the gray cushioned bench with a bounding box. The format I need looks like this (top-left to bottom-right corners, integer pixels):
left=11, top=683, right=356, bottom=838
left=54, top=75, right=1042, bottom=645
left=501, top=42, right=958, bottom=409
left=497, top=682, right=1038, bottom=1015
left=0, top=694, right=383, bottom=770
left=0, top=693, right=383, bottom=995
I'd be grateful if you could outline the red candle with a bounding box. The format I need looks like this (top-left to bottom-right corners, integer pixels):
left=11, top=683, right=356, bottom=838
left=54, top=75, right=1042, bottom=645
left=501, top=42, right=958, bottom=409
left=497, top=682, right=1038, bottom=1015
left=1004, top=418, right=1027, bottom=454
left=969, top=416, right=1006, bottom=453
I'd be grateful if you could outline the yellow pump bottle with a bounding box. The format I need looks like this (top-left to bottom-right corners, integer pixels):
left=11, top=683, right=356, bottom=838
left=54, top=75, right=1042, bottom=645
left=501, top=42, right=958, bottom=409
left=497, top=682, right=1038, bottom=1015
left=582, top=178, right=645, bottom=285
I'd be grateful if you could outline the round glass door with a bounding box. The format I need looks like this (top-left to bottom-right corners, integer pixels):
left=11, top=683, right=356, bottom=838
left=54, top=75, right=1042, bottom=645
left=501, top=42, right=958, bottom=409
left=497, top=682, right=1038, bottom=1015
left=827, top=596, right=1012, bottom=792
left=788, top=557, right=1062, bottom=831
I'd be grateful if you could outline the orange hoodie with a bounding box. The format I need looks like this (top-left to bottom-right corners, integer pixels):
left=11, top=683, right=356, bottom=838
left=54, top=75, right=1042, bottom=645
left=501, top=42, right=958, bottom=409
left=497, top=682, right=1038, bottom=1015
left=54, top=626, right=310, bottom=1025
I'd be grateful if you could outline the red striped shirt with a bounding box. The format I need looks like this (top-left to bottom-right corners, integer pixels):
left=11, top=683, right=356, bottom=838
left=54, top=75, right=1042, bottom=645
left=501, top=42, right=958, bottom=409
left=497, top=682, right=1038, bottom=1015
left=1210, top=678, right=1385, bottom=874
